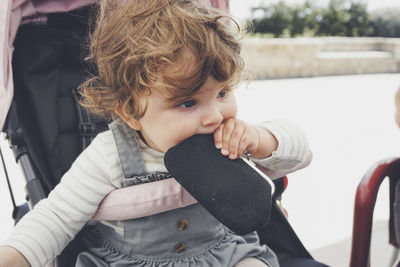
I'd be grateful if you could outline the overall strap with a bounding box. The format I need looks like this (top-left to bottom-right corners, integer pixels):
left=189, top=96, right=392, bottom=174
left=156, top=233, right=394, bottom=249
left=109, top=122, right=147, bottom=180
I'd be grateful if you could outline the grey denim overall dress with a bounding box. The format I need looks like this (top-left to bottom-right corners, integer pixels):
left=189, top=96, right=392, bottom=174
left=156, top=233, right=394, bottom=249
left=75, top=122, right=279, bottom=267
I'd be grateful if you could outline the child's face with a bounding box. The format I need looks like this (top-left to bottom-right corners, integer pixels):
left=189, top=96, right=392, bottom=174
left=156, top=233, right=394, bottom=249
left=129, top=75, right=237, bottom=153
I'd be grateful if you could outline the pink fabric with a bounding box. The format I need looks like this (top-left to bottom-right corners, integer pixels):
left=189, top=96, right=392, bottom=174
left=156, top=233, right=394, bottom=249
left=0, top=0, right=13, bottom=131
left=92, top=178, right=197, bottom=221
left=209, top=0, right=229, bottom=11
left=199, top=0, right=230, bottom=11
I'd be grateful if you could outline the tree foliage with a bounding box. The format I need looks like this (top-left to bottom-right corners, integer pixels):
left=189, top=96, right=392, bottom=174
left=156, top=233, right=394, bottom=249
left=248, top=0, right=399, bottom=38
left=369, top=8, right=400, bottom=38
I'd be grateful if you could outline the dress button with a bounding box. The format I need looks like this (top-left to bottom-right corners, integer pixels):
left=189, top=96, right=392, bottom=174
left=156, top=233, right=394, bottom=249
left=175, top=243, right=186, bottom=253
left=177, top=219, right=189, bottom=230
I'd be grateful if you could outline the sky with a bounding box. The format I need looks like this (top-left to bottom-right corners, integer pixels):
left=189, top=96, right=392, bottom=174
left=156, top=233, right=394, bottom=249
left=229, top=0, right=400, bottom=22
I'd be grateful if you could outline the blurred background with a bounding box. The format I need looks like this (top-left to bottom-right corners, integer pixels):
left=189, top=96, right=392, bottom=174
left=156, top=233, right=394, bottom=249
left=1, top=1, right=400, bottom=266
left=231, top=0, right=400, bottom=38
left=228, top=0, right=400, bottom=80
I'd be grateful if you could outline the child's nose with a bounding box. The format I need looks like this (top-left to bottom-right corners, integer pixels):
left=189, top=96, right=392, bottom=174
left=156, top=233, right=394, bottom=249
left=201, top=106, right=223, bottom=129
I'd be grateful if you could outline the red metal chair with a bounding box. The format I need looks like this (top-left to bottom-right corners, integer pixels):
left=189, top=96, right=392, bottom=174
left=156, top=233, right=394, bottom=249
left=350, top=157, right=400, bottom=267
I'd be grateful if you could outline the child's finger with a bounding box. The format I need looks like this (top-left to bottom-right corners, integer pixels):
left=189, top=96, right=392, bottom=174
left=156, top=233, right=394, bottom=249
left=228, top=124, right=245, bottom=159
left=246, top=127, right=261, bottom=156
left=213, top=125, right=223, bottom=149
left=221, top=119, right=235, bottom=156
left=238, top=127, right=253, bottom=157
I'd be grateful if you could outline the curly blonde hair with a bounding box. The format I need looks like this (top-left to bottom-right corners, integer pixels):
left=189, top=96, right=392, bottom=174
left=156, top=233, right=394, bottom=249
left=80, top=0, right=244, bottom=120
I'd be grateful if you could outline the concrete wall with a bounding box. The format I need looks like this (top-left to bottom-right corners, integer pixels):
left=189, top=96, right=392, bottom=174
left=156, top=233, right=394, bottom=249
left=241, top=37, right=400, bottom=79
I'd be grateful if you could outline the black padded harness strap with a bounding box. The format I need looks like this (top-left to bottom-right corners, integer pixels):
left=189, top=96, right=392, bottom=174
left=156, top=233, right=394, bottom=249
left=72, top=88, right=97, bottom=150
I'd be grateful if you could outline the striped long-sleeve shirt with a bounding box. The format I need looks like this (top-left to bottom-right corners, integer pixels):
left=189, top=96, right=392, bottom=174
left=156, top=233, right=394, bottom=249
left=2, top=120, right=310, bottom=267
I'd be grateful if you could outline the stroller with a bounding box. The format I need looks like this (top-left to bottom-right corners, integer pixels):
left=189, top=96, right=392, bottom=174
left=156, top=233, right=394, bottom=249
left=0, top=1, right=326, bottom=266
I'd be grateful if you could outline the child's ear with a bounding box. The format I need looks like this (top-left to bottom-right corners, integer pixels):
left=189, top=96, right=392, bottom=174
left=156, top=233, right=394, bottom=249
left=115, top=107, right=143, bottom=130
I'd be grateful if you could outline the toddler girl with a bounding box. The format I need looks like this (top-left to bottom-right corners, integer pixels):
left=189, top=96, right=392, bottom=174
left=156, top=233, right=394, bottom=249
left=0, top=0, right=311, bottom=266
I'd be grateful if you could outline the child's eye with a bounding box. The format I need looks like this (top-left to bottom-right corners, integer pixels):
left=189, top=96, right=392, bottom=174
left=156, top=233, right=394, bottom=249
left=218, top=89, right=228, bottom=98
left=178, top=100, right=196, bottom=108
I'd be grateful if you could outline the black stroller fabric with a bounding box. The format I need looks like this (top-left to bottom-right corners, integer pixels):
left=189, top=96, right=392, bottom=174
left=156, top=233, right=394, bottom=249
left=11, top=8, right=107, bottom=194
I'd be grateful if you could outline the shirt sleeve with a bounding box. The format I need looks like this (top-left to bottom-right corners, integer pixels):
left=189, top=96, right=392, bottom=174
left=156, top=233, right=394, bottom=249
left=1, top=133, right=117, bottom=267
left=251, top=119, right=312, bottom=179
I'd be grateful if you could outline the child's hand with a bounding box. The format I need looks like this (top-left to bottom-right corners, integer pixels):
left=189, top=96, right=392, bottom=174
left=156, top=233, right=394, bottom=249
left=213, top=119, right=278, bottom=160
